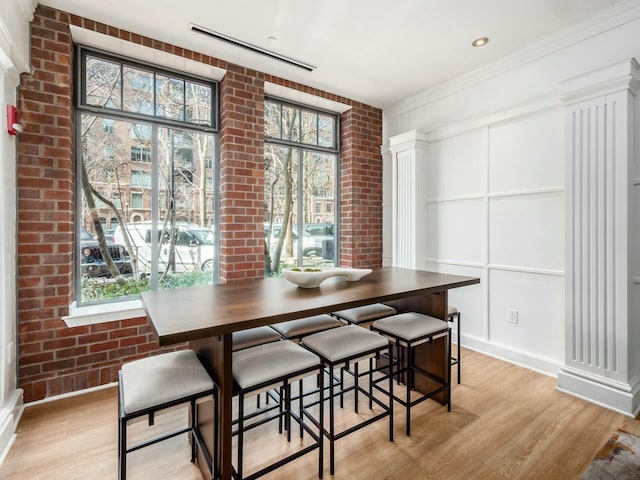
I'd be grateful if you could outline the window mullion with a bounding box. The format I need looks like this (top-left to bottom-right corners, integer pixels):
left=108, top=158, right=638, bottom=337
left=150, top=124, right=159, bottom=290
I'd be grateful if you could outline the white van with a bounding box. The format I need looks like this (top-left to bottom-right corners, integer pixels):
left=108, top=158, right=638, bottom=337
left=113, top=222, right=215, bottom=274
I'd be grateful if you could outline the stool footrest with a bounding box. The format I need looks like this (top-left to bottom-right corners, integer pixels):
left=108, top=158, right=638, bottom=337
left=126, top=425, right=192, bottom=454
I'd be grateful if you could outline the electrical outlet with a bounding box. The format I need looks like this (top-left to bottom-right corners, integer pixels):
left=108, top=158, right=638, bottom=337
left=508, top=309, right=518, bottom=324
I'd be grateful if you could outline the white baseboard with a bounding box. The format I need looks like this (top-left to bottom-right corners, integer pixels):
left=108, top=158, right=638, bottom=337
left=0, top=388, right=24, bottom=468
left=462, top=334, right=562, bottom=378
left=557, top=366, right=640, bottom=418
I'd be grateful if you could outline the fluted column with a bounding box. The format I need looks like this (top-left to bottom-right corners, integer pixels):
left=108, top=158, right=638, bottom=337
left=557, top=58, right=640, bottom=416
left=388, top=130, right=429, bottom=269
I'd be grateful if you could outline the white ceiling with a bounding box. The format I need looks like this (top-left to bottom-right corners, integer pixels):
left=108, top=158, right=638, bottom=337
left=41, top=0, right=627, bottom=108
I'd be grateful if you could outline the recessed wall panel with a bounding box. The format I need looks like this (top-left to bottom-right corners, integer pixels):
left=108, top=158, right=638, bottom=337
left=489, top=108, right=564, bottom=193
left=426, top=198, right=485, bottom=264
left=431, top=263, right=486, bottom=340
left=489, top=269, right=564, bottom=362
left=427, top=129, right=486, bottom=199
left=489, top=192, right=564, bottom=271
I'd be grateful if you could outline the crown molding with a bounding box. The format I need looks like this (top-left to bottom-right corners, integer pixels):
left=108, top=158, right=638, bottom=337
left=17, top=0, right=38, bottom=21
left=388, top=129, right=429, bottom=154
left=0, top=0, right=35, bottom=76
left=385, top=0, right=640, bottom=118
left=560, top=57, right=640, bottom=104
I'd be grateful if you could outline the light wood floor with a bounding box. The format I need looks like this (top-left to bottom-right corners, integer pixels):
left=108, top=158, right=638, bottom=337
left=2, top=348, right=639, bottom=480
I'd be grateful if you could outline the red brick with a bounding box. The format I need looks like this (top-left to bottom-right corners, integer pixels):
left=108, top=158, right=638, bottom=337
left=17, top=4, right=382, bottom=403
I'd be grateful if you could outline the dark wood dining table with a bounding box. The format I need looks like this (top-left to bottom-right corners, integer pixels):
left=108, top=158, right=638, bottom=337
left=140, top=266, right=480, bottom=479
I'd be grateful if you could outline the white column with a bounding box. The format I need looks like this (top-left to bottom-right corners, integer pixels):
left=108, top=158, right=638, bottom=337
left=380, top=144, right=393, bottom=267
left=388, top=130, right=429, bottom=269
left=557, top=58, right=640, bottom=416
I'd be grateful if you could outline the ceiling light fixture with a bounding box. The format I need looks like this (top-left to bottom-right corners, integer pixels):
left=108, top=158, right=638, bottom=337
left=472, top=37, right=490, bottom=48
left=190, top=24, right=316, bottom=72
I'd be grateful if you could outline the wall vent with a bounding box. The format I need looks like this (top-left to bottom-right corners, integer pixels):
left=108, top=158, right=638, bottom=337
left=190, top=24, right=316, bottom=72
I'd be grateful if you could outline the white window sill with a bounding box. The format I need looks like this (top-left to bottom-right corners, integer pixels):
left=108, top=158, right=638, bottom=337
left=63, top=299, right=147, bottom=327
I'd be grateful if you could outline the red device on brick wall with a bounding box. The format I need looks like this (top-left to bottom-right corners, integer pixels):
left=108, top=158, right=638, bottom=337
left=7, top=105, right=22, bottom=135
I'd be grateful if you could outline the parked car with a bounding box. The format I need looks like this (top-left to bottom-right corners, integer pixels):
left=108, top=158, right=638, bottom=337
left=264, top=222, right=335, bottom=258
left=113, top=222, right=215, bottom=274
left=103, top=229, right=116, bottom=243
left=302, top=223, right=335, bottom=259
left=80, top=227, right=132, bottom=278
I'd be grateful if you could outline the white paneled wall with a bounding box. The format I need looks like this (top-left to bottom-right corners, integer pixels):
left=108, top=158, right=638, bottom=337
left=404, top=106, right=566, bottom=375
left=488, top=193, right=564, bottom=272
left=383, top=8, right=640, bottom=415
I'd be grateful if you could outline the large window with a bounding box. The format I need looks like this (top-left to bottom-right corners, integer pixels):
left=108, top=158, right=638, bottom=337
left=76, top=47, right=218, bottom=305
left=264, top=98, right=339, bottom=276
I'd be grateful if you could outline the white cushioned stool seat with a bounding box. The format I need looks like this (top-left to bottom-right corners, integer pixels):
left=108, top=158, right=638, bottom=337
left=233, top=340, right=321, bottom=390
left=121, top=349, right=214, bottom=414
left=333, top=303, right=397, bottom=324
left=118, top=349, right=216, bottom=480
left=302, top=325, right=388, bottom=363
left=448, top=305, right=458, bottom=316
left=271, top=314, right=341, bottom=339
left=372, top=312, right=449, bottom=345
left=232, top=326, right=281, bottom=351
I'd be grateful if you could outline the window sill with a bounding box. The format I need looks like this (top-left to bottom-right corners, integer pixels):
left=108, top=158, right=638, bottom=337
left=63, top=299, right=146, bottom=327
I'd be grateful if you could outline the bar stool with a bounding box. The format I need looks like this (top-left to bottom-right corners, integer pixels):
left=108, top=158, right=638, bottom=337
left=232, top=340, right=324, bottom=480
left=118, top=350, right=216, bottom=480
left=301, top=325, right=393, bottom=475
left=371, top=312, right=451, bottom=436
left=332, top=303, right=397, bottom=327
left=448, top=305, right=461, bottom=383
left=233, top=326, right=281, bottom=351
left=271, top=314, right=342, bottom=341
left=270, top=315, right=342, bottom=408
left=233, top=326, right=283, bottom=409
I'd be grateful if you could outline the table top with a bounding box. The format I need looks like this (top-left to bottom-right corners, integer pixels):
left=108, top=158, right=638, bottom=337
left=141, top=267, right=480, bottom=346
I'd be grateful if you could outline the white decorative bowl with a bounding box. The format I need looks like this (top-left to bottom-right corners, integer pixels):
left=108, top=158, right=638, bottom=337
left=282, top=267, right=373, bottom=288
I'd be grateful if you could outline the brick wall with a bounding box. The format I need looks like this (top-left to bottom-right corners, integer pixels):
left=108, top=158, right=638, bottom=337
left=16, top=5, right=383, bottom=402
left=339, top=105, right=384, bottom=268
left=219, top=65, right=265, bottom=282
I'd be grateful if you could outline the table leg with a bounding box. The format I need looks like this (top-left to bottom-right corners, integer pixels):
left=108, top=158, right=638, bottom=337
left=192, top=333, right=233, bottom=479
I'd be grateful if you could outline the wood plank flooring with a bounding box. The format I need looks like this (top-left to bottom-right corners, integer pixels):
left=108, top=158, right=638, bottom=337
left=2, top=348, right=639, bottom=479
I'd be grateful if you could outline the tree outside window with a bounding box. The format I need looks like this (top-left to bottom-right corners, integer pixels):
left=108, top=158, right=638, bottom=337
left=264, top=98, right=338, bottom=276
left=77, top=47, right=218, bottom=304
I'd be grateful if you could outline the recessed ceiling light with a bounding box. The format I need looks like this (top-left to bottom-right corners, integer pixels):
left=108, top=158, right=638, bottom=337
left=472, top=37, right=489, bottom=47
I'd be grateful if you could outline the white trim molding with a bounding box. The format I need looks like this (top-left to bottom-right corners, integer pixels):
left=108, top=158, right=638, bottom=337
left=557, top=367, right=640, bottom=418
left=463, top=334, right=562, bottom=378
left=63, top=299, right=146, bottom=327
left=0, top=389, right=23, bottom=468
left=386, top=0, right=640, bottom=118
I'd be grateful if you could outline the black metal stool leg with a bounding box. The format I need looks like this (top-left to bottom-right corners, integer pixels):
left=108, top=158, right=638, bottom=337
left=237, top=392, right=244, bottom=480
left=329, top=364, right=336, bottom=475
left=457, top=312, right=461, bottom=383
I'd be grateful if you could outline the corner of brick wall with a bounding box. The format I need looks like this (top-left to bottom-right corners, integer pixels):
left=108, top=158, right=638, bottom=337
left=339, top=104, right=384, bottom=269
